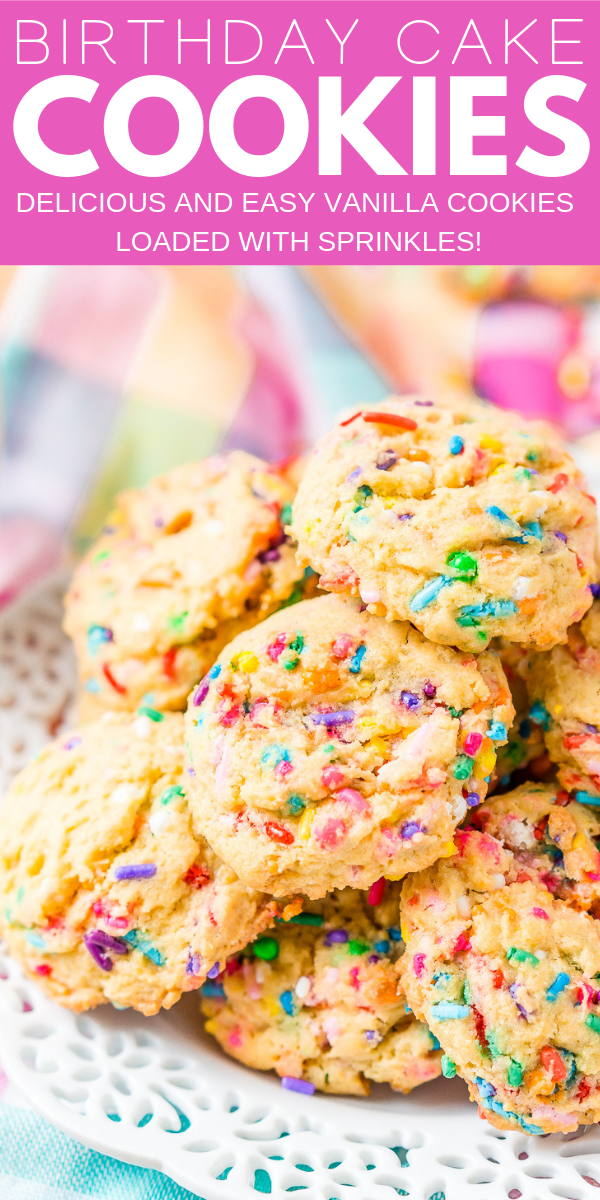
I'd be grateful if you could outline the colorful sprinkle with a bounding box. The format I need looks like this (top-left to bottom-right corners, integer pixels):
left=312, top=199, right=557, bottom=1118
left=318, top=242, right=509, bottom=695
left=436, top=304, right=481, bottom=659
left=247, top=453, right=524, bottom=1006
left=159, top=785, right=185, bottom=805
left=449, top=435, right=464, bottom=455
left=547, top=973, right=570, bottom=1001
left=281, top=1076, right=315, bottom=1095
left=63, top=736, right=82, bottom=752
left=488, top=721, right=507, bottom=741
left=401, top=820, right=424, bottom=840
left=453, top=755, right=472, bottom=781
left=540, top=1045, right=567, bottom=1081
left=253, top=937, right=279, bottom=961
left=287, top=913, right=323, bottom=926
left=506, top=947, right=539, bottom=967
left=374, top=939, right=390, bottom=954
left=446, top=551, right=478, bottom=581
left=441, top=1056, right=457, bottom=1078
left=367, top=877, right=385, bottom=906
left=264, top=820, right=294, bottom=845
left=456, top=600, right=517, bottom=626
left=376, top=449, right=398, bottom=471
left=325, top=929, right=348, bottom=946
left=529, top=700, right=550, bottom=730
left=423, top=682, right=437, bottom=698
left=87, top=625, right=113, bottom=654
left=295, top=976, right=311, bottom=998
left=280, top=990, right=295, bottom=1016
left=287, top=794, right=305, bottom=815
left=310, top=710, right=354, bottom=727
left=137, top=706, right=163, bottom=723
left=348, top=939, right=370, bottom=956
left=400, top=690, right=420, bottom=710
left=430, top=1003, right=470, bottom=1020
left=261, top=743, right=291, bottom=769
left=25, top=931, right=46, bottom=950
left=463, top=732, right=483, bottom=757
left=114, top=864, right=157, bottom=881
left=410, top=575, right=449, bottom=611
left=122, top=929, right=165, bottom=966
left=201, top=981, right=225, bottom=998
left=348, top=644, right=366, bottom=674
left=476, top=1076, right=496, bottom=1098
left=585, top=1014, right=600, bottom=1034
left=507, top=1060, right=523, bottom=1088
left=575, top=791, right=600, bottom=807
left=466, top=792, right=480, bottom=807
left=83, top=930, right=130, bottom=972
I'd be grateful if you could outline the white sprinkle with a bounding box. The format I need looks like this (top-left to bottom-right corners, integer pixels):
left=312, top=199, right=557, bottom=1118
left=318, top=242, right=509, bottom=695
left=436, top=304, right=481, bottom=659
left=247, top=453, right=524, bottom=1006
left=512, top=576, right=538, bottom=601
left=132, top=612, right=151, bottom=632
left=360, top=588, right=382, bottom=604
left=295, top=975, right=311, bottom=999
left=491, top=873, right=506, bottom=889
left=535, top=948, right=547, bottom=961
left=134, top=716, right=153, bottom=739
left=149, top=809, right=172, bottom=836
left=457, top=896, right=472, bottom=917
left=110, top=783, right=140, bottom=805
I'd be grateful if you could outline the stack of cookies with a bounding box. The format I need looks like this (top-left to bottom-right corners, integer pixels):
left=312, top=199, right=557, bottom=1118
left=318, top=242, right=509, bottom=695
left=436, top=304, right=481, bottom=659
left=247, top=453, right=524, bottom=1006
left=3, top=395, right=600, bottom=1137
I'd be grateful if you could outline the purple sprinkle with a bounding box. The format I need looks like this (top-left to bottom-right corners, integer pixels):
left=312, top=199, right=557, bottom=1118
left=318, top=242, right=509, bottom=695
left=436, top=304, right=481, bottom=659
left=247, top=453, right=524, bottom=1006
left=400, top=690, right=420, bottom=711
left=64, top=736, right=82, bottom=751
left=281, top=1076, right=316, bottom=1095
left=193, top=680, right=210, bottom=707
left=347, top=467, right=362, bottom=483
left=401, top=821, right=424, bottom=840
left=258, top=547, right=281, bottom=563
left=376, top=450, right=398, bottom=472
left=325, top=929, right=349, bottom=946
left=398, top=513, right=413, bottom=521
left=83, top=930, right=130, bottom=972
left=424, top=682, right=437, bottom=699
left=114, top=864, right=157, bottom=881
left=414, top=400, right=434, bottom=407
left=310, top=710, right=354, bottom=727
left=585, top=723, right=599, bottom=734
left=186, top=953, right=202, bottom=976
left=466, top=792, right=480, bottom=807
left=590, top=584, right=600, bottom=599
left=368, top=954, right=380, bottom=964
left=187, top=767, right=196, bottom=776
left=365, top=1030, right=377, bottom=1043
left=509, top=983, right=528, bottom=1020
left=207, top=962, right=220, bottom=980
left=554, top=531, right=568, bottom=543
left=154, top=517, right=164, bottom=527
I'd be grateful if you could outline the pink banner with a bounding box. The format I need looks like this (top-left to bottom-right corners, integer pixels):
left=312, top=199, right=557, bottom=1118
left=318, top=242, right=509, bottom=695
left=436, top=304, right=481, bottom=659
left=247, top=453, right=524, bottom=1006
left=1, top=1, right=598, bottom=263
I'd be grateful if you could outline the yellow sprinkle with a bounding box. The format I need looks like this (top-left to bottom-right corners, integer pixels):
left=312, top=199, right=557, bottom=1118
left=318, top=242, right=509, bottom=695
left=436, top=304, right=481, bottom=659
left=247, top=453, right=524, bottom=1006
left=572, top=832, right=588, bottom=851
left=263, top=996, right=280, bottom=1018
left=204, top=1019, right=218, bottom=1034
left=298, top=808, right=315, bottom=842
left=490, top=462, right=507, bottom=475
left=237, top=651, right=259, bottom=673
left=474, top=747, right=496, bottom=778
left=359, top=719, right=378, bottom=730
left=480, top=435, right=503, bottom=452
left=553, top=704, right=563, bottom=715
left=439, top=840, right=458, bottom=858
left=400, top=921, right=410, bottom=942
left=368, top=737, right=388, bottom=756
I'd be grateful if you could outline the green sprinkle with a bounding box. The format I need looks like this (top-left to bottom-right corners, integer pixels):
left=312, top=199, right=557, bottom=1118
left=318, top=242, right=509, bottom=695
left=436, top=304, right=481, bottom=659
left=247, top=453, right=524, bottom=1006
left=289, top=633, right=305, bottom=653
left=166, top=611, right=188, bottom=632
left=507, top=1060, right=523, bottom=1087
left=323, top=744, right=336, bottom=755
left=506, top=947, right=539, bottom=967
left=137, top=706, right=164, bottom=722
left=159, top=785, right=185, bottom=805
left=585, top=1014, right=600, bottom=1035
left=477, top=631, right=488, bottom=642
left=280, top=503, right=292, bottom=526
left=287, top=794, right=305, bottom=815
left=276, top=913, right=324, bottom=926
left=283, top=655, right=300, bottom=671
left=487, top=1030, right=502, bottom=1059
left=15, top=886, right=25, bottom=906
left=253, top=937, right=279, bottom=961
left=453, top=755, right=472, bottom=781
left=462, top=978, right=473, bottom=1006
left=441, top=1055, right=457, bottom=1078
left=526, top=451, right=538, bottom=462
left=348, top=939, right=370, bottom=955
left=448, top=707, right=464, bottom=719
left=92, top=549, right=111, bottom=566
left=446, top=551, right=478, bottom=582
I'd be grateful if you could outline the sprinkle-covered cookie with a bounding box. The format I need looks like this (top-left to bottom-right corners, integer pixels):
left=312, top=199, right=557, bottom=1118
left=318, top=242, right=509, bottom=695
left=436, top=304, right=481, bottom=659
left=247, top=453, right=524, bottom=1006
left=528, top=601, right=600, bottom=803
left=200, top=883, right=441, bottom=1095
left=64, top=452, right=312, bottom=714
left=0, top=713, right=280, bottom=1015
left=292, top=395, right=598, bottom=652
left=184, top=594, right=513, bottom=898
left=399, top=808, right=600, bottom=1134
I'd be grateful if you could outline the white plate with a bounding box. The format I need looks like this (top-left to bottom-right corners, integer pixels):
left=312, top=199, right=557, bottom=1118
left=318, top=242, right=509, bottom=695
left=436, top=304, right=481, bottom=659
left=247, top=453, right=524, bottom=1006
left=0, top=576, right=598, bottom=1200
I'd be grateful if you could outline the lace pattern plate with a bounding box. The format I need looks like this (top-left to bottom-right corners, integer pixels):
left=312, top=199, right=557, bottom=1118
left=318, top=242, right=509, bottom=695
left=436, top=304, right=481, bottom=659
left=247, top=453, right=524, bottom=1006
left=0, top=576, right=599, bottom=1200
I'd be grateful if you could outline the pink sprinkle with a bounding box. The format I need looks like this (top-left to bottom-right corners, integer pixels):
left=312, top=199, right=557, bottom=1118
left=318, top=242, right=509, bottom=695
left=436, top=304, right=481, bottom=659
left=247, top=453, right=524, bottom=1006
left=349, top=967, right=360, bottom=991
left=275, top=760, right=293, bottom=779
left=588, top=872, right=600, bottom=882
left=322, top=766, right=345, bottom=790
left=229, top=1026, right=243, bottom=1048
left=334, top=787, right=369, bottom=814
left=267, top=633, right=287, bottom=662
left=360, top=588, right=382, bottom=604
left=332, top=634, right=353, bottom=659
left=35, top=964, right=52, bottom=976
left=532, top=907, right=549, bottom=920
left=413, top=953, right=426, bottom=978
left=367, top=877, right=385, bottom=906
left=463, top=731, right=483, bottom=757
left=314, top=818, right=347, bottom=849
left=452, top=931, right=472, bottom=955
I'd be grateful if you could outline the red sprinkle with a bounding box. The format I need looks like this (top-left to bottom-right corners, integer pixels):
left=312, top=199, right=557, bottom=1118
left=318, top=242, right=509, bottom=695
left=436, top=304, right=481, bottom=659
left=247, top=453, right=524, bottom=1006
left=339, top=411, right=363, bottom=427
left=492, top=968, right=504, bottom=989
left=473, top=1006, right=489, bottom=1052
left=540, top=1045, right=567, bottom=1082
left=548, top=473, right=569, bottom=494
left=577, top=1078, right=591, bottom=1101
left=162, top=647, right=177, bottom=680
left=183, top=864, right=211, bottom=889
left=363, top=411, right=418, bottom=431
left=102, top=662, right=127, bottom=694
left=555, top=789, right=571, bottom=806
left=349, top=966, right=360, bottom=990
left=367, top=877, right=385, bottom=906
left=35, top=964, right=52, bottom=976
left=225, top=957, right=242, bottom=974
left=267, top=633, right=288, bottom=662
left=265, top=820, right=295, bottom=845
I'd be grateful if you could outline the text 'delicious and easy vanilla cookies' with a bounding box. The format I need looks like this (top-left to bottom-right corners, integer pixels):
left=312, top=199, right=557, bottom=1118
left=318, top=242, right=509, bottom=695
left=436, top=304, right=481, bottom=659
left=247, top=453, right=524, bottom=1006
left=292, top=395, right=598, bottom=652
left=184, top=594, right=513, bottom=898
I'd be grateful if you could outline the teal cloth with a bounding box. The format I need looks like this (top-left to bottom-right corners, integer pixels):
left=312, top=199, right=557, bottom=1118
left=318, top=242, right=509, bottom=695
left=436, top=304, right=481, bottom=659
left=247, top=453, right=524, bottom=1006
left=0, top=1103, right=202, bottom=1200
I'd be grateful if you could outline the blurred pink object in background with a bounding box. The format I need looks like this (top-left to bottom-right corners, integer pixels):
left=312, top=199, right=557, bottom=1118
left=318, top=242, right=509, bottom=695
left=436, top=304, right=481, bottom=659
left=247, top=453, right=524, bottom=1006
left=0, top=516, right=64, bottom=609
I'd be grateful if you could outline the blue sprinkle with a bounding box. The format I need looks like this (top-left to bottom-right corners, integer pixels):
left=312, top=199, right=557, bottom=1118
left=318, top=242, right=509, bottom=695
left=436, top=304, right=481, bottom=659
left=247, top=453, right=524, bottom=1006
left=201, top=981, right=225, bottom=998
left=84, top=678, right=101, bottom=694
left=429, top=1033, right=441, bottom=1050
left=430, top=1002, right=470, bottom=1020
left=522, top=520, right=543, bottom=539
left=388, top=927, right=403, bottom=942
left=488, top=721, right=507, bottom=741
left=288, top=794, right=305, bottom=815
left=529, top=700, right=550, bottom=730
left=374, top=940, right=390, bottom=954
left=26, top=931, right=46, bottom=950
left=410, top=575, right=449, bottom=612
left=347, top=467, right=362, bottom=482
left=123, top=929, right=165, bottom=967
left=476, top=1077, right=496, bottom=1099
left=547, top=973, right=570, bottom=1001
left=348, top=644, right=367, bottom=674
left=261, top=743, right=291, bottom=768
left=208, top=663, right=221, bottom=680
left=280, top=990, right=295, bottom=1016
left=575, top=791, right=600, bottom=807
left=456, top=600, right=517, bottom=626
left=86, top=625, right=113, bottom=655
left=449, top=435, right=464, bottom=455
left=486, top=505, right=518, bottom=527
